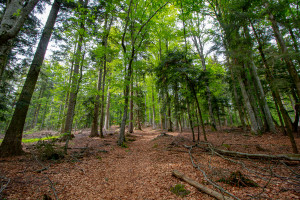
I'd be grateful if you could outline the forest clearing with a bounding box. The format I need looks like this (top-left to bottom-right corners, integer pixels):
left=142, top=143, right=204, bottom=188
left=1, top=0, right=300, bottom=199
left=0, top=126, right=299, bottom=199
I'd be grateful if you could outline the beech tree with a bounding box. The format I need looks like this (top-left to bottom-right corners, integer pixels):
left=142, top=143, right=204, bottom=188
left=0, top=0, right=61, bottom=156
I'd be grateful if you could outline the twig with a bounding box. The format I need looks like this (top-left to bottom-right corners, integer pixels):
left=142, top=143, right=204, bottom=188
left=0, top=176, right=10, bottom=195
left=46, top=177, right=59, bottom=200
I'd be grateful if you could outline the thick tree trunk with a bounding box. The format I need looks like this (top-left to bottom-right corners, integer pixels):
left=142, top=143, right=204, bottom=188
left=244, top=70, right=264, bottom=132
left=90, top=66, right=102, bottom=137
left=118, top=57, right=134, bottom=145
left=0, top=0, right=60, bottom=157
left=268, top=10, right=300, bottom=99
left=228, top=59, right=247, bottom=131
left=0, top=0, right=39, bottom=83
left=236, top=68, right=260, bottom=134
left=243, top=25, right=276, bottom=133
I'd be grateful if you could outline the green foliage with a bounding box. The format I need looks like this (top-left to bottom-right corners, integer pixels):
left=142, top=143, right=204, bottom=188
left=120, top=142, right=128, bottom=148
left=35, top=141, right=65, bottom=161
left=170, top=184, right=190, bottom=197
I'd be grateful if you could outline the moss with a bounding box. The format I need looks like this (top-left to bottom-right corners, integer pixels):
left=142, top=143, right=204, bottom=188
left=170, top=184, right=190, bottom=197
left=218, top=171, right=258, bottom=187
left=0, top=135, right=62, bottom=145
left=153, top=143, right=158, bottom=148
left=222, top=143, right=231, bottom=150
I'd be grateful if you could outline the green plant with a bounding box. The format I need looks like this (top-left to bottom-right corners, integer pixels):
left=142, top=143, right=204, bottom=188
left=153, top=143, right=158, bottom=148
left=170, top=184, right=190, bottom=197
left=120, top=142, right=128, bottom=148
left=35, top=141, right=65, bottom=161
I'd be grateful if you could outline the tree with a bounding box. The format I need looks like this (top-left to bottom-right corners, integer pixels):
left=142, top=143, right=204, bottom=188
left=0, top=0, right=61, bottom=157
left=0, top=0, right=40, bottom=83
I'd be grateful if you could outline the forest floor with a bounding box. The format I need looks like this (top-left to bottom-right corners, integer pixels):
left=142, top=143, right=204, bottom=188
left=0, top=126, right=299, bottom=200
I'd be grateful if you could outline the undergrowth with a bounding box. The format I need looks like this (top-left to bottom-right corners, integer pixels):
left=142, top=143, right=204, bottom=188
left=170, top=184, right=190, bottom=197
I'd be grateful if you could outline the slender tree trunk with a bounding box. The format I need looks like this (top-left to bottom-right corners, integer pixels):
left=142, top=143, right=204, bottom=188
left=104, top=86, right=110, bottom=130
left=0, top=0, right=61, bottom=157
left=152, top=86, right=156, bottom=129
left=187, top=100, right=195, bottom=141
left=167, top=92, right=172, bottom=132
left=188, top=78, right=207, bottom=141
left=129, top=80, right=134, bottom=133
left=60, top=41, right=77, bottom=133
left=99, top=14, right=113, bottom=137
left=64, top=0, right=88, bottom=134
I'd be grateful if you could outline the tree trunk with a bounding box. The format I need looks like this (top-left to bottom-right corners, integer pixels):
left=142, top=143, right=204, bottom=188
left=228, top=58, right=246, bottom=131
left=187, top=101, right=195, bottom=142
left=60, top=40, right=77, bottom=133
left=188, top=78, right=207, bottom=141
left=243, top=69, right=264, bottom=132
left=64, top=0, right=88, bottom=134
left=0, top=0, right=61, bottom=157
left=129, top=80, right=134, bottom=133
left=167, top=92, right=172, bottom=132
left=90, top=66, right=102, bottom=137
left=104, top=86, right=110, bottom=130
left=236, top=68, right=260, bottom=135
left=192, top=35, right=217, bottom=131
left=118, top=57, right=134, bottom=145
left=0, top=0, right=39, bottom=83
left=267, top=8, right=300, bottom=99
left=243, top=25, right=276, bottom=133
left=152, top=86, right=156, bottom=129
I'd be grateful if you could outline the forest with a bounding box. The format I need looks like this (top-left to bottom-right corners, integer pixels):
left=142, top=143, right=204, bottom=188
left=0, top=0, right=299, bottom=199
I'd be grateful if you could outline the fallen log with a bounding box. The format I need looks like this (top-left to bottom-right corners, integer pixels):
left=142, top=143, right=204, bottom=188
left=172, top=170, right=234, bottom=200
left=210, top=148, right=300, bottom=162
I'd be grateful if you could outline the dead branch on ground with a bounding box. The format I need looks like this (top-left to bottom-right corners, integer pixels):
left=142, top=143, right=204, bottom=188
left=172, top=170, right=234, bottom=200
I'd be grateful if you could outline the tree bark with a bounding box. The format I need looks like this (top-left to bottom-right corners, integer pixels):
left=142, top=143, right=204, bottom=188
left=104, top=86, right=110, bottom=130
left=267, top=8, right=300, bottom=99
left=152, top=86, right=156, bottom=129
left=0, top=0, right=61, bottom=157
left=172, top=170, right=234, bottom=200
left=64, top=0, right=88, bottom=134
left=129, top=80, right=134, bottom=133
left=0, top=0, right=39, bottom=82
left=236, top=67, right=260, bottom=135
left=90, top=65, right=102, bottom=137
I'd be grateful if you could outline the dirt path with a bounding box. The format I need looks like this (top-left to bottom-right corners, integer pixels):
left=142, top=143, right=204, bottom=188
left=50, top=128, right=207, bottom=199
